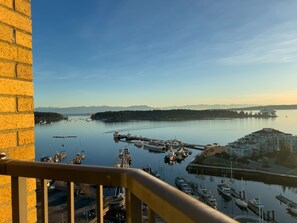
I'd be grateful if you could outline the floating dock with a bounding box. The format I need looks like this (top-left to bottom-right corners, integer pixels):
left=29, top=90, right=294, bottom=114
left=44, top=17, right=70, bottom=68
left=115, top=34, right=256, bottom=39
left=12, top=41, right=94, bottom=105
left=276, top=194, right=297, bottom=206
left=113, top=131, right=207, bottom=151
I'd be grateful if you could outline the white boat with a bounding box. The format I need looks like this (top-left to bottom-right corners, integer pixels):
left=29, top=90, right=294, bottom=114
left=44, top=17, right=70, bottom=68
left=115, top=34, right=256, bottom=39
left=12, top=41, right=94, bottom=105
left=205, top=193, right=217, bottom=209
left=143, top=141, right=166, bottom=152
left=134, top=140, right=144, bottom=148
left=235, top=198, right=248, bottom=209
left=248, top=198, right=264, bottom=210
left=196, top=185, right=208, bottom=198
left=217, top=180, right=232, bottom=198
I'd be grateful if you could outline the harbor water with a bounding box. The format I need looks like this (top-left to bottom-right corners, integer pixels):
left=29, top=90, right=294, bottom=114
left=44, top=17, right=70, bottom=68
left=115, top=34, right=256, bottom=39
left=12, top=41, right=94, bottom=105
left=35, top=110, right=297, bottom=222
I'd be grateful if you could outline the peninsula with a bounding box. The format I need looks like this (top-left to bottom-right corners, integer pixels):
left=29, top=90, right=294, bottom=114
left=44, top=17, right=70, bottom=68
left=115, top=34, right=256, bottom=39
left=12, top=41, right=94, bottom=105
left=90, top=109, right=275, bottom=122
left=34, top=112, right=67, bottom=124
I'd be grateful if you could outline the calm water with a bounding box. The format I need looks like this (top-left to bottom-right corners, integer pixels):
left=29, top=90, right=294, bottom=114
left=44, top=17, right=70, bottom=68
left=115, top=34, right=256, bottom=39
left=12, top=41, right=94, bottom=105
left=35, top=110, right=297, bottom=222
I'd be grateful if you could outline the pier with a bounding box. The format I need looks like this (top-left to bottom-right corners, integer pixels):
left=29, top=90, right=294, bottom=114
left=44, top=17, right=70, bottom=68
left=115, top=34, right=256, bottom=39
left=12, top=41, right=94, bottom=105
left=276, top=194, right=297, bottom=206
left=113, top=131, right=207, bottom=150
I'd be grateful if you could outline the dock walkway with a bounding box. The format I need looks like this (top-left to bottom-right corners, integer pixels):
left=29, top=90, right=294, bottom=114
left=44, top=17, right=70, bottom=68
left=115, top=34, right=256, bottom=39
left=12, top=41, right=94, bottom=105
left=276, top=194, right=297, bottom=206
left=114, top=132, right=206, bottom=150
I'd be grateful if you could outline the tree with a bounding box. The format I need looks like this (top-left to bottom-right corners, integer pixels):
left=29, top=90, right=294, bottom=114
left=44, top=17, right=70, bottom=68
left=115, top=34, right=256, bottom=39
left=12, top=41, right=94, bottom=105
left=278, top=141, right=292, bottom=163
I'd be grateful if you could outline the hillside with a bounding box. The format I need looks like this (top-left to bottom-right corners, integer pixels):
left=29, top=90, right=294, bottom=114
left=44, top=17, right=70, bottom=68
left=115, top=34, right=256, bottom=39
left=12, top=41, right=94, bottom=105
left=91, top=109, right=255, bottom=122
left=34, top=112, right=66, bottom=124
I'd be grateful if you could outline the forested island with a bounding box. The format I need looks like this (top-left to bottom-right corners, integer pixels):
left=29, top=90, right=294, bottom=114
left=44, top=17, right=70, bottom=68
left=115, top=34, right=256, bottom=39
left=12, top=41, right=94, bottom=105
left=90, top=109, right=271, bottom=122
left=34, top=112, right=67, bottom=124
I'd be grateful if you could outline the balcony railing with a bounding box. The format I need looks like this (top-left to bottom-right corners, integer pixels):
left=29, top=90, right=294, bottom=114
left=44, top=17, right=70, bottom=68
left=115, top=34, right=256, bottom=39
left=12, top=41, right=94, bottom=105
left=0, top=159, right=237, bottom=223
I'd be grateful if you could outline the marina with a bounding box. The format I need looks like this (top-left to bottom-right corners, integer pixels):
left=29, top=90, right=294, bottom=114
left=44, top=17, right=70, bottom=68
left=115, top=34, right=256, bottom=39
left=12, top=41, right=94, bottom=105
left=35, top=111, right=297, bottom=223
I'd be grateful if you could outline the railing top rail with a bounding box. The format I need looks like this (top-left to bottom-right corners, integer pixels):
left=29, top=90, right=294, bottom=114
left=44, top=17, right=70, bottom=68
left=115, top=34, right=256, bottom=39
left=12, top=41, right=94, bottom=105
left=0, top=159, right=238, bottom=223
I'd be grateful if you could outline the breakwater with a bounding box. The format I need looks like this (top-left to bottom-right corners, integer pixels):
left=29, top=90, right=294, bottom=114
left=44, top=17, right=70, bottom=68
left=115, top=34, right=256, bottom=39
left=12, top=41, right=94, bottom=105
left=186, top=163, right=297, bottom=187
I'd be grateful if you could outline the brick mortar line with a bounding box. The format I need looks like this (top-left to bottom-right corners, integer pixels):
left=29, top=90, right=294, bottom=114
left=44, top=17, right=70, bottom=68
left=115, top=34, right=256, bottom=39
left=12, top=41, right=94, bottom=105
left=0, top=58, right=32, bottom=66
left=0, top=111, right=34, bottom=115
left=0, top=74, right=34, bottom=81
left=0, top=76, right=33, bottom=82
left=0, top=39, right=32, bottom=51
left=0, top=127, right=34, bottom=134
left=0, top=21, right=32, bottom=35
left=0, top=4, right=31, bottom=19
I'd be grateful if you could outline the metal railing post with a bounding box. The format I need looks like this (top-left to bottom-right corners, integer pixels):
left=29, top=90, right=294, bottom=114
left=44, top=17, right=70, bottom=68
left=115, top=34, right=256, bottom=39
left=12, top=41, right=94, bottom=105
left=40, top=179, right=49, bottom=223
left=96, top=185, right=104, bottom=223
left=11, top=176, right=27, bottom=223
left=126, top=189, right=142, bottom=223
left=67, top=182, right=75, bottom=223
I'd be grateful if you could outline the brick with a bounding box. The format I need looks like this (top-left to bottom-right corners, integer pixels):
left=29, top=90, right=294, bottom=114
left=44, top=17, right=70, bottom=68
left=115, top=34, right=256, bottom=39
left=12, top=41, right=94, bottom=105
left=15, top=0, right=31, bottom=17
left=16, top=63, right=32, bottom=80
left=17, top=47, right=32, bottom=64
left=0, top=0, right=13, bottom=8
left=17, top=97, right=33, bottom=112
left=0, top=61, right=15, bottom=77
left=0, top=6, right=32, bottom=33
left=0, top=96, right=16, bottom=112
left=0, top=42, right=17, bottom=61
left=0, top=176, right=10, bottom=186
left=0, top=114, right=34, bottom=130
left=16, top=30, right=32, bottom=48
left=0, top=23, right=13, bottom=42
left=0, top=131, right=16, bottom=148
left=0, top=78, right=33, bottom=96
left=18, top=129, right=34, bottom=145
left=7, top=145, right=35, bottom=160
left=0, top=184, right=11, bottom=204
left=0, top=202, right=12, bottom=223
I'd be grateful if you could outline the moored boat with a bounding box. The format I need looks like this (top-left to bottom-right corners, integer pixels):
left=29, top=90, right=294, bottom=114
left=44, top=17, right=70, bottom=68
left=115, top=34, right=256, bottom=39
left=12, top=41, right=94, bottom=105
left=235, top=198, right=248, bottom=209
left=143, top=141, right=166, bottom=152
left=134, top=140, right=144, bottom=148
left=205, top=193, right=217, bottom=209
left=248, top=197, right=264, bottom=215
left=287, top=203, right=297, bottom=216
left=217, top=180, right=232, bottom=198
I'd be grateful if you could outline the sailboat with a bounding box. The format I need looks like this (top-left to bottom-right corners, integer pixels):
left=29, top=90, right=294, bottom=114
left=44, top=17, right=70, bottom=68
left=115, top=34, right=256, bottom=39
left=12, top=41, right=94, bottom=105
left=235, top=178, right=248, bottom=209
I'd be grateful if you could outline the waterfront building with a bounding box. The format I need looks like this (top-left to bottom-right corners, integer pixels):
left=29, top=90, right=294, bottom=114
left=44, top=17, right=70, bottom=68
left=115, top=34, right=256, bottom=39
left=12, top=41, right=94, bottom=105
left=226, top=128, right=297, bottom=158
left=259, top=108, right=277, bottom=117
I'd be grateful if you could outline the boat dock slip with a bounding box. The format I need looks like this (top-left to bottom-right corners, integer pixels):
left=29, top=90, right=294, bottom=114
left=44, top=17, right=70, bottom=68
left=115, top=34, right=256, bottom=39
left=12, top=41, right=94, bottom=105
left=276, top=194, right=297, bottom=206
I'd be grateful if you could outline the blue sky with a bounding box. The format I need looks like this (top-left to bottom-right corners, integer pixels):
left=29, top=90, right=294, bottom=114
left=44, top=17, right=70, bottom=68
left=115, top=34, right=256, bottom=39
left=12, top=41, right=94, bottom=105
left=32, top=0, right=297, bottom=107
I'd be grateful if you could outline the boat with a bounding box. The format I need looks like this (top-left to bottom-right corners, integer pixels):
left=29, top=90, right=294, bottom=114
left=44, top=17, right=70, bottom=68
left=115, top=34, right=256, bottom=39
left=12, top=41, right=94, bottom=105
left=113, top=130, right=120, bottom=139
left=217, top=179, right=232, bottom=198
left=235, top=198, right=248, bottom=209
left=164, top=147, right=176, bottom=163
left=205, top=193, right=217, bottom=209
left=142, top=165, right=161, bottom=178
left=166, top=138, right=181, bottom=148
left=134, top=140, right=144, bottom=148
left=195, top=184, right=208, bottom=198
left=143, top=141, right=166, bottom=152
left=248, top=198, right=264, bottom=213
left=175, top=177, right=192, bottom=195
left=287, top=203, right=297, bottom=216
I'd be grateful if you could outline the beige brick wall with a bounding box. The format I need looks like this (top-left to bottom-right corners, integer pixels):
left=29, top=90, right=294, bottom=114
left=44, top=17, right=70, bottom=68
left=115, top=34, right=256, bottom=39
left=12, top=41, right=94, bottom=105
left=0, top=0, right=36, bottom=222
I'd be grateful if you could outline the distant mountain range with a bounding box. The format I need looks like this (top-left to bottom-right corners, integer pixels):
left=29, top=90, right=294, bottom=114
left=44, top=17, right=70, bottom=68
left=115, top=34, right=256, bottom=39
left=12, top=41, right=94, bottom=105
left=35, top=104, right=297, bottom=115
left=34, top=105, right=154, bottom=115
